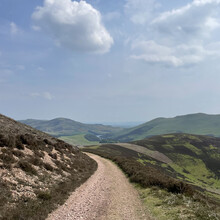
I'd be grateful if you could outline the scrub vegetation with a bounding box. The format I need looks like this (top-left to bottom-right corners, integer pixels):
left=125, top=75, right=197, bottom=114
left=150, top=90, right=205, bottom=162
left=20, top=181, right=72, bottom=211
left=83, top=133, right=220, bottom=219
left=0, top=114, right=97, bottom=220
left=110, top=113, right=220, bottom=142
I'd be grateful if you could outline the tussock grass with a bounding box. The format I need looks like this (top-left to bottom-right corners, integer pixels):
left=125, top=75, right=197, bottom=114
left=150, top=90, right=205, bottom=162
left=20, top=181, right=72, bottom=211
left=17, top=160, right=38, bottom=175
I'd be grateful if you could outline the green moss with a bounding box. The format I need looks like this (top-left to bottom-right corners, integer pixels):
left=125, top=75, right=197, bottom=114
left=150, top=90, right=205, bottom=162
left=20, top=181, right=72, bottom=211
left=186, top=135, right=202, bottom=141
left=209, top=153, right=220, bottom=160
left=184, top=143, right=203, bottom=155
left=163, top=135, right=175, bottom=138
left=162, top=144, right=174, bottom=151
left=161, top=163, right=168, bottom=168
left=209, top=145, right=218, bottom=150
left=137, top=158, right=157, bottom=165
left=168, top=154, right=220, bottom=191
left=59, top=134, right=100, bottom=146
left=85, top=145, right=100, bottom=150
left=136, top=186, right=220, bottom=220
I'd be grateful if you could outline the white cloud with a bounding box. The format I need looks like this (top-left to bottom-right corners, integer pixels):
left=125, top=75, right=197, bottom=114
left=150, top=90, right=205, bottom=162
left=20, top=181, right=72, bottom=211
left=129, top=0, right=220, bottom=67
left=10, top=22, right=19, bottom=35
left=31, top=25, right=41, bottom=31
left=152, top=0, right=220, bottom=41
left=32, top=0, right=113, bottom=54
left=124, top=0, right=160, bottom=25
left=30, top=92, right=53, bottom=100
left=43, top=92, right=53, bottom=100
left=131, top=40, right=218, bottom=67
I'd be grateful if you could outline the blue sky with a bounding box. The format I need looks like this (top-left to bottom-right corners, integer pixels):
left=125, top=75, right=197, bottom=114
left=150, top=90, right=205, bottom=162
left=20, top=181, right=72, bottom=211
left=1, top=0, right=220, bottom=123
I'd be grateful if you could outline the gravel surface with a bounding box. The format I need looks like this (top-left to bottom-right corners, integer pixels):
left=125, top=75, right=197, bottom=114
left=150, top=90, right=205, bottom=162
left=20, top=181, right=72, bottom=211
left=47, top=153, right=151, bottom=220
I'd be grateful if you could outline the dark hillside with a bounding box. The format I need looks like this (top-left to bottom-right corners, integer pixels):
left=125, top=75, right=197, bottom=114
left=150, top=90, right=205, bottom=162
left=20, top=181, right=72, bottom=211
left=83, top=134, right=220, bottom=219
left=0, top=114, right=97, bottom=220
left=133, top=134, right=220, bottom=178
left=83, top=133, right=220, bottom=201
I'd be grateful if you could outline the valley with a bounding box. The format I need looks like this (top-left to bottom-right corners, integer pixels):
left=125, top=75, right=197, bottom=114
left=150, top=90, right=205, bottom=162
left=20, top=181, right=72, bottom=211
left=1, top=113, right=220, bottom=219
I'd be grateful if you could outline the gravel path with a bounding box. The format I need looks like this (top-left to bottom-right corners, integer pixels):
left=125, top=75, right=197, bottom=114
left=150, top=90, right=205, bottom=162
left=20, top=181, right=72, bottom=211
left=47, top=153, right=151, bottom=220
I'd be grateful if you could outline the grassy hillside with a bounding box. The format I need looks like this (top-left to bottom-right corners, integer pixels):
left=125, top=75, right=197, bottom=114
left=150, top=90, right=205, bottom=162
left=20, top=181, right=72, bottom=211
left=83, top=133, right=220, bottom=200
left=20, top=118, right=124, bottom=137
left=133, top=134, right=220, bottom=194
left=83, top=134, right=220, bottom=219
left=0, top=114, right=97, bottom=219
left=112, top=113, right=220, bottom=142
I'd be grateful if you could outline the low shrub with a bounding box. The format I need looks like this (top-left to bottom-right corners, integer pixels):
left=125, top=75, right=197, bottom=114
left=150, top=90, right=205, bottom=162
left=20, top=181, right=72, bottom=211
left=16, top=143, right=24, bottom=150
left=43, top=163, right=54, bottom=171
left=37, top=191, right=52, bottom=200
left=28, top=156, right=43, bottom=167
left=49, top=152, right=57, bottom=159
left=12, top=150, right=25, bottom=158
left=83, top=149, right=194, bottom=196
left=0, top=153, right=16, bottom=164
left=34, top=150, right=45, bottom=158
left=17, top=160, right=38, bottom=175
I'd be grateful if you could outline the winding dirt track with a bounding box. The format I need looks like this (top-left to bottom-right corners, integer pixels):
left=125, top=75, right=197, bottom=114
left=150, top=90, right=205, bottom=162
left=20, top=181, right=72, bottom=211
left=47, top=153, right=151, bottom=220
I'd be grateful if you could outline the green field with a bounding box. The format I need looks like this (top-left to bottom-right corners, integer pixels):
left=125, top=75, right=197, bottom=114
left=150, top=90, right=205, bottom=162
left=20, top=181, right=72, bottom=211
left=59, top=134, right=100, bottom=146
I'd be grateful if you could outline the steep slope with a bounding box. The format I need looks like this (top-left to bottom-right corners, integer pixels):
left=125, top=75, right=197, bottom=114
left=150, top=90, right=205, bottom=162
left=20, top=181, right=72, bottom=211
left=83, top=134, right=220, bottom=219
left=20, top=118, right=124, bottom=137
left=0, top=114, right=97, bottom=219
left=83, top=133, right=220, bottom=199
left=113, top=113, right=220, bottom=141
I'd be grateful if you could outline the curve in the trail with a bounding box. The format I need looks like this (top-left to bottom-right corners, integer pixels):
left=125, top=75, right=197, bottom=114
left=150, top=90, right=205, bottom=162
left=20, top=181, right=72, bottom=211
left=47, top=153, right=151, bottom=220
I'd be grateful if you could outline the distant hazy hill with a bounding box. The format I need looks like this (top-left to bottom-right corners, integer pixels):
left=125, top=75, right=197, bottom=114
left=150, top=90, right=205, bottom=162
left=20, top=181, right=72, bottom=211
left=112, top=113, right=220, bottom=141
left=20, top=118, right=124, bottom=137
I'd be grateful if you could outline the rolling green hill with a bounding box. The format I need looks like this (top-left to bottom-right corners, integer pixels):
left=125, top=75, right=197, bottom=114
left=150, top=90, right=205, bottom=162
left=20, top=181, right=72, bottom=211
left=20, top=118, right=124, bottom=137
left=112, top=113, right=220, bottom=142
left=83, top=133, right=220, bottom=199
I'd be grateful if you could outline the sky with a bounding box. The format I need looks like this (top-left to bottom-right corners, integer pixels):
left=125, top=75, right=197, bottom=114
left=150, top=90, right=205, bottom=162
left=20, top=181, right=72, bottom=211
left=1, top=0, right=220, bottom=123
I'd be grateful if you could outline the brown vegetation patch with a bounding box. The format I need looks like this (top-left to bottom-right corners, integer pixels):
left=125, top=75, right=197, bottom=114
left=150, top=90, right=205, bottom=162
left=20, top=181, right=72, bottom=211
left=0, top=113, right=98, bottom=219
left=117, top=143, right=172, bottom=164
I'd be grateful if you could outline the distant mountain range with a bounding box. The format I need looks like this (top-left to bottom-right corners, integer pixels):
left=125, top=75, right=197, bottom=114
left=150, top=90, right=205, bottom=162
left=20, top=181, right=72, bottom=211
left=20, top=113, right=220, bottom=143
left=111, top=113, right=220, bottom=141
left=20, top=118, right=124, bottom=137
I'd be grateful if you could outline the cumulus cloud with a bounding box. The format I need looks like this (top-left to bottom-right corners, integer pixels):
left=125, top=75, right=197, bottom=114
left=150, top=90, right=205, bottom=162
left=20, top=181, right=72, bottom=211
left=131, top=40, right=219, bottom=67
left=32, top=0, right=113, bottom=53
left=152, top=0, right=220, bottom=41
left=30, top=92, right=53, bottom=100
left=124, top=0, right=160, bottom=25
left=129, top=0, right=220, bottom=67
